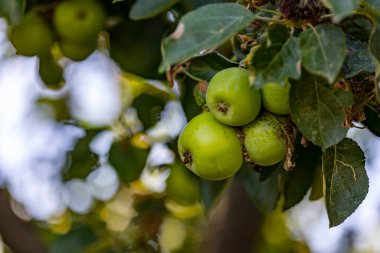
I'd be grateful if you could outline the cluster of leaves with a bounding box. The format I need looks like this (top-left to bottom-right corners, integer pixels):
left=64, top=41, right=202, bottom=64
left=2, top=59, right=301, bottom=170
left=150, top=0, right=380, bottom=227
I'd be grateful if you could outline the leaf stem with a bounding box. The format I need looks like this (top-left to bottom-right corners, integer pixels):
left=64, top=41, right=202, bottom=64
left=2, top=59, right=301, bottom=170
left=251, top=4, right=284, bottom=17
left=255, top=15, right=282, bottom=22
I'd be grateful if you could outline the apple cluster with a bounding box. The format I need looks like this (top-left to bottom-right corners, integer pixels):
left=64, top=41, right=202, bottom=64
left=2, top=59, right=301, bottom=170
left=8, top=0, right=106, bottom=87
left=178, top=67, right=291, bottom=180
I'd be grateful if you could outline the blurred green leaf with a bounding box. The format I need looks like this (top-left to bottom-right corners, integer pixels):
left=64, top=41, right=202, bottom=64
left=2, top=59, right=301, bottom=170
left=129, top=0, right=180, bottom=20
left=321, top=0, right=360, bottom=22
left=201, top=179, right=228, bottom=212
left=290, top=71, right=353, bottom=149
left=160, top=3, right=254, bottom=72
left=309, top=161, right=324, bottom=201
left=184, top=52, right=238, bottom=81
left=252, top=24, right=301, bottom=88
left=0, top=0, right=26, bottom=24
left=300, top=24, right=346, bottom=84
left=108, top=140, right=149, bottom=183
left=368, top=16, right=380, bottom=100
left=241, top=167, right=280, bottom=214
left=365, top=0, right=380, bottom=14
left=323, top=138, right=368, bottom=227
left=283, top=142, right=321, bottom=210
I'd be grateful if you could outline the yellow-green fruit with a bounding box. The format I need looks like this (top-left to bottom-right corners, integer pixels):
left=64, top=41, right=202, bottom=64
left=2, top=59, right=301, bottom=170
left=53, top=0, right=106, bottom=42
left=206, top=67, right=261, bottom=126
left=59, top=39, right=96, bottom=61
left=166, top=164, right=201, bottom=206
left=39, top=56, right=64, bottom=88
left=261, top=82, right=291, bottom=115
left=178, top=112, right=243, bottom=180
left=243, top=112, right=286, bottom=166
left=9, top=15, right=55, bottom=56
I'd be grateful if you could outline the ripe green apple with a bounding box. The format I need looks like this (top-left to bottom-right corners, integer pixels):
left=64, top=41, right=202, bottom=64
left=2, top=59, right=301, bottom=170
left=58, top=39, right=96, bottom=61
left=261, top=81, right=291, bottom=115
left=9, top=15, right=55, bottom=56
left=178, top=112, right=243, bottom=180
left=166, top=163, right=201, bottom=206
left=53, top=0, right=106, bottom=42
left=206, top=67, right=261, bottom=126
left=243, top=112, right=286, bottom=166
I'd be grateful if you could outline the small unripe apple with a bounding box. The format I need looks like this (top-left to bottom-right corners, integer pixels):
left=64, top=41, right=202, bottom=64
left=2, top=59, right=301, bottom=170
left=261, top=81, right=291, bottom=115
left=166, top=163, right=201, bottom=205
left=58, top=39, right=96, bottom=61
left=178, top=112, right=243, bottom=180
left=39, top=55, right=64, bottom=88
left=243, top=112, right=286, bottom=166
left=53, top=0, right=106, bottom=42
left=9, top=15, right=55, bottom=56
left=206, top=67, right=261, bottom=126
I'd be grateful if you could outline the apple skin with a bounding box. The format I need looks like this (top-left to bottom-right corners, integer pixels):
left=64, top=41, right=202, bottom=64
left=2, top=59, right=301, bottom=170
left=261, top=81, right=291, bottom=115
left=58, top=39, right=96, bottom=61
left=243, top=112, right=286, bottom=166
left=53, top=0, right=106, bottom=42
left=206, top=67, right=261, bottom=126
left=178, top=112, right=243, bottom=180
left=9, top=15, right=55, bottom=56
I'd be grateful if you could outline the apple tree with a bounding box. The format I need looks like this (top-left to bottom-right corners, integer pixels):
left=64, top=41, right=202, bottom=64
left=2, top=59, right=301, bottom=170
left=0, top=0, right=379, bottom=252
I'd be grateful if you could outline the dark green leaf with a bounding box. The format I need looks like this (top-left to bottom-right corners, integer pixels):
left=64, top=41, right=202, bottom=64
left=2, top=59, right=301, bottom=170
left=259, top=164, right=279, bottom=182
left=300, top=24, right=346, bottom=84
left=0, top=0, right=26, bottom=24
left=240, top=167, right=280, bottom=214
left=323, top=138, right=368, bottom=227
left=159, top=3, right=254, bottom=72
left=309, top=161, right=324, bottom=201
left=344, top=37, right=376, bottom=78
left=341, top=14, right=373, bottom=42
left=363, top=105, right=380, bottom=136
left=108, top=140, right=149, bottom=183
left=283, top=142, right=322, bottom=210
left=368, top=16, right=380, bottom=100
left=129, top=0, right=180, bottom=20
left=290, top=71, right=353, bottom=149
left=252, top=24, right=301, bottom=88
left=322, top=0, right=360, bottom=22
left=184, top=52, right=238, bottom=81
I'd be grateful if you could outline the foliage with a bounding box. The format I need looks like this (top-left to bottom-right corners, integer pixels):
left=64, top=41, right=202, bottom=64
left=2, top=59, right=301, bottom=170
left=0, top=0, right=380, bottom=252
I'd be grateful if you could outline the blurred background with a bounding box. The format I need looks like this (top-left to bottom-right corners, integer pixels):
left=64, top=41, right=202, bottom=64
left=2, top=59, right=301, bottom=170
left=0, top=0, right=380, bottom=253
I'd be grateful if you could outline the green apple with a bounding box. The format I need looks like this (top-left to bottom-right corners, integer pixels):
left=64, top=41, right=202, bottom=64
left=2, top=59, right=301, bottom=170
left=243, top=112, right=286, bottom=166
left=178, top=112, right=243, bottom=180
left=261, top=81, right=291, bottom=115
left=166, top=163, right=201, bottom=205
left=58, top=39, right=96, bottom=61
left=9, top=15, right=55, bottom=56
left=53, top=0, right=106, bottom=42
left=206, top=67, right=261, bottom=126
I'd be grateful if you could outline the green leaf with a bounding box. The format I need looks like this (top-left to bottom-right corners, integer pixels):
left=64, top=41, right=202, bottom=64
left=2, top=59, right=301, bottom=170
left=300, top=24, right=346, bottom=84
left=323, top=138, right=368, bottom=227
left=368, top=16, right=380, bottom=100
left=363, top=105, right=380, bottom=136
left=0, top=0, right=26, bottom=24
left=309, top=161, right=324, bottom=201
left=321, top=0, right=360, bottom=22
left=129, top=0, right=180, bottom=20
left=344, top=37, right=376, bottom=78
left=283, top=142, right=322, bottom=210
left=159, top=3, right=254, bottom=72
left=252, top=24, right=301, bottom=88
left=240, top=167, right=280, bottom=214
left=290, top=71, right=353, bottom=149
left=184, top=52, right=238, bottom=81
left=365, top=0, right=380, bottom=14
